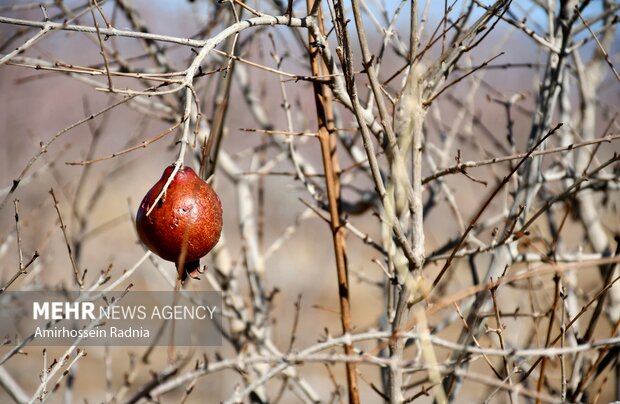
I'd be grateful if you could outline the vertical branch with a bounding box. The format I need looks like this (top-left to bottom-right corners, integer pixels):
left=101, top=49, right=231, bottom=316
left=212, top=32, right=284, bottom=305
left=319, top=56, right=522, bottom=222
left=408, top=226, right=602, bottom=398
left=328, top=0, right=423, bottom=401
left=560, top=285, right=567, bottom=402
left=14, top=199, right=24, bottom=271
left=50, top=189, right=84, bottom=288
left=0, top=201, right=39, bottom=294
left=307, top=1, right=360, bottom=403
left=200, top=69, right=233, bottom=179
left=489, top=285, right=513, bottom=395
left=89, top=2, right=113, bottom=91
left=535, top=274, right=561, bottom=403
left=200, top=5, right=243, bottom=180
left=572, top=0, right=620, bottom=327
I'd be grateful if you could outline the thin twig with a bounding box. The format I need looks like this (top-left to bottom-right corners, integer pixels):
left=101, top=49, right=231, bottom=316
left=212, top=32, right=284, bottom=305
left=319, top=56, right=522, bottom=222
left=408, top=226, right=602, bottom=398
left=65, top=120, right=183, bottom=166
left=430, top=123, right=562, bottom=293
left=50, top=189, right=83, bottom=288
left=574, top=6, right=620, bottom=82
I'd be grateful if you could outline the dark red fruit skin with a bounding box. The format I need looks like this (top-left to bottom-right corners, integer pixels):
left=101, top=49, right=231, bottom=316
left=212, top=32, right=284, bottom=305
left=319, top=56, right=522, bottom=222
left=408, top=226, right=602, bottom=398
left=136, top=166, right=223, bottom=266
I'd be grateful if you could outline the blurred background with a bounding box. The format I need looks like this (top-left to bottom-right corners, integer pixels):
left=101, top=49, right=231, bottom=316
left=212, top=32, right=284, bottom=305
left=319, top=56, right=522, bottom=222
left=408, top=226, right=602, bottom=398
left=0, top=0, right=619, bottom=402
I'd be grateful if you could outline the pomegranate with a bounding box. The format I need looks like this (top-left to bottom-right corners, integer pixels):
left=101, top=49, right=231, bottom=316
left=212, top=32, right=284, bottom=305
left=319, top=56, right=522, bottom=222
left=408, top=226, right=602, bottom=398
left=136, top=165, right=223, bottom=281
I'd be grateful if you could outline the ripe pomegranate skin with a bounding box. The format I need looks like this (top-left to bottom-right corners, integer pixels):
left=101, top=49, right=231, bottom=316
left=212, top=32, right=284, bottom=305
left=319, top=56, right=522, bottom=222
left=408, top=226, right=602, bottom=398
left=136, top=166, right=222, bottom=277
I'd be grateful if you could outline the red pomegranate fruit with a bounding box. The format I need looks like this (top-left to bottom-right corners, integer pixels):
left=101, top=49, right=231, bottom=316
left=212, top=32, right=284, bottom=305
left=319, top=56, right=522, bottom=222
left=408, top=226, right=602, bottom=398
left=136, top=165, right=223, bottom=281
